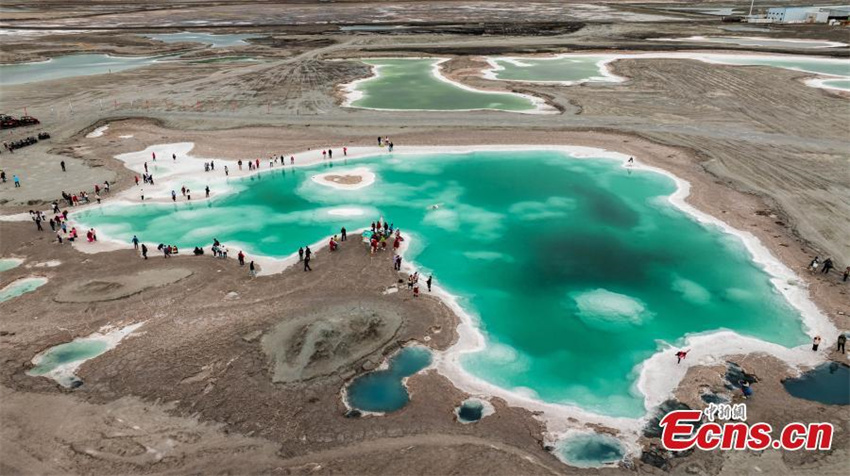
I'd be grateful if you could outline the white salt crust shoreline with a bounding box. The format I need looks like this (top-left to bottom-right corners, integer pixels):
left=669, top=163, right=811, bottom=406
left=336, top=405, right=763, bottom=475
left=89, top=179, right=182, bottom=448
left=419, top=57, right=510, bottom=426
left=483, top=52, right=850, bottom=91
left=341, top=57, right=557, bottom=114
left=9, top=141, right=837, bottom=460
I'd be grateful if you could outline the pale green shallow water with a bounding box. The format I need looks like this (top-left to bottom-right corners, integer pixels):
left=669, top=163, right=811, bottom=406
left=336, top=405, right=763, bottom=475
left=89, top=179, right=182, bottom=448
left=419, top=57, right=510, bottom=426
left=818, top=79, right=850, bottom=90
left=661, top=37, right=845, bottom=49
left=0, top=54, right=159, bottom=86
left=143, top=32, right=258, bottom=48
left=350, top=58, right=539, bottom=111
left=0, top=259, right=23, bottom=272
left=0, top=277, right=47, bottom=302
left=488, top=54, right=850, bottom=90
left=74, top=150, right=808, bottom=417
left=27, top=340, right=109, bottom=378
left=557, top=433, right=625, bottom=468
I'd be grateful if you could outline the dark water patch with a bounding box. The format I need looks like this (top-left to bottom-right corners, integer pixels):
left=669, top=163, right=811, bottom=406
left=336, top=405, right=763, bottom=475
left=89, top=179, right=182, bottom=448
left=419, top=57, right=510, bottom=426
left=724, top=361, right=759, bottom=391
left=783, top=362, right=850, bottom=405
left=456, top=398, right=490, bottom=423
left=345, top=346, right=432, bottom=413
left=643, top=399, right=692, bottom=439
left=700, top=391, right=731, bottom=405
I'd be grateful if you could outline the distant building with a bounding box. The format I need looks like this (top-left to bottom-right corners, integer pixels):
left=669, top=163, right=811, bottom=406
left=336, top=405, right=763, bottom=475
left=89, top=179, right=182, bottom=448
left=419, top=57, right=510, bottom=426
left=764, top=5, right=849, bottom=23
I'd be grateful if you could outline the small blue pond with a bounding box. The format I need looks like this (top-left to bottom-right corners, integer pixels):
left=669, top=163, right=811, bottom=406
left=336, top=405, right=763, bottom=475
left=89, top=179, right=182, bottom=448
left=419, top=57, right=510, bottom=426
left=457, top=399, right=485, bottom=422
left=557, top=433, right=625, bottom=468
left=346, top=346, right=432, bottom=413
left=783, top=362, right=850, bottom=405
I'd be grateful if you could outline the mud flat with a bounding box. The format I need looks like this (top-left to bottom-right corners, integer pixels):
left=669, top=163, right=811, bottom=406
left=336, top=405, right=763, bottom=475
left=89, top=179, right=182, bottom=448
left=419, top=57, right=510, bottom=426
left=54, top=268, right=192, bottom=303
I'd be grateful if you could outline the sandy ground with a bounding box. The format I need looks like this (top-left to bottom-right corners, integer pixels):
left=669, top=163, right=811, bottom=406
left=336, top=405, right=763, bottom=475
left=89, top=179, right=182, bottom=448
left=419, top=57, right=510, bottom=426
left=1, top=4, right=849, bottom=475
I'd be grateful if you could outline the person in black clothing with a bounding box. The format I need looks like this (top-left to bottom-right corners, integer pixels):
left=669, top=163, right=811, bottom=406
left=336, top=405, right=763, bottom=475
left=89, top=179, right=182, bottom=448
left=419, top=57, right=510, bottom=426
left=298, top=247, right=304, bottom=261
left=821, top=258, right=834, bottom=274
left=341, top=227, right=347, bottom=241
left=60, top=161, right=66, bottom=172
left=305, top=246, right=312, bottom=259
left=304, top=255, right=311, bottom=271
left=426, top=275, right=433, bottom=292
left=141, top=244, right=148, bottom=259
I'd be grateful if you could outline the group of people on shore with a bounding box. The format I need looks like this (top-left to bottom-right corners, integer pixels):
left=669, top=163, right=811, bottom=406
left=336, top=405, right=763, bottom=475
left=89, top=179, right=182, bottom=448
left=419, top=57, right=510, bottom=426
left=29, top=207, right=97, bottom=245
left=367, top=220, right=403, bottom=255
left=808, top=256, right=849, bottom=282
left=60, top=181, right=110, bottom=208
left=377, top=136, right=395, bottom=152
left=366, top=218, right=432, bottom=296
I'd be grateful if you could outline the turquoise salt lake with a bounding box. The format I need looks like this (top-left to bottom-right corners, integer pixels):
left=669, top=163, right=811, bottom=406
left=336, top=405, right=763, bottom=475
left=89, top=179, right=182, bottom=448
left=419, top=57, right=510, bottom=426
left=74, top=150, right=809, bottom=417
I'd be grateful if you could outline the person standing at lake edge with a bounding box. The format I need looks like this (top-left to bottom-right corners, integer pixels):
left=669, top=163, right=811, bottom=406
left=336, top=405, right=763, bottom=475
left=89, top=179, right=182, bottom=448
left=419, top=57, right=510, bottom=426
left=426, top=275, right=433, bottom=292
left=141, top=243, right=148, bottom=259
left=812, top=336, right=821, bottom=351
left=132, top=235, right=139, bottom=250
left=837, top=334, right=846, bottom=353
left=298, top=247, right=304, bottom=261
left=341, top=227, right=347, bottom=241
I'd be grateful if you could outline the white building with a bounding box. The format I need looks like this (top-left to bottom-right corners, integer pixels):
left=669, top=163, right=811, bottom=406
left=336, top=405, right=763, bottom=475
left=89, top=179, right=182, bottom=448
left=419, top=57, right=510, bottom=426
left=765, top=5, right=849, bottom=23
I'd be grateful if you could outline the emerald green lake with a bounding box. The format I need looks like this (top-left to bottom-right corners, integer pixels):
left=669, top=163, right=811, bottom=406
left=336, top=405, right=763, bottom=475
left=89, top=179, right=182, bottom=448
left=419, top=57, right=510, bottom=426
left=486, top=54, right=850, bottom=90
left=348, top=58, right=542, bottom=112
left=74, top=150, right=808, bottom=417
